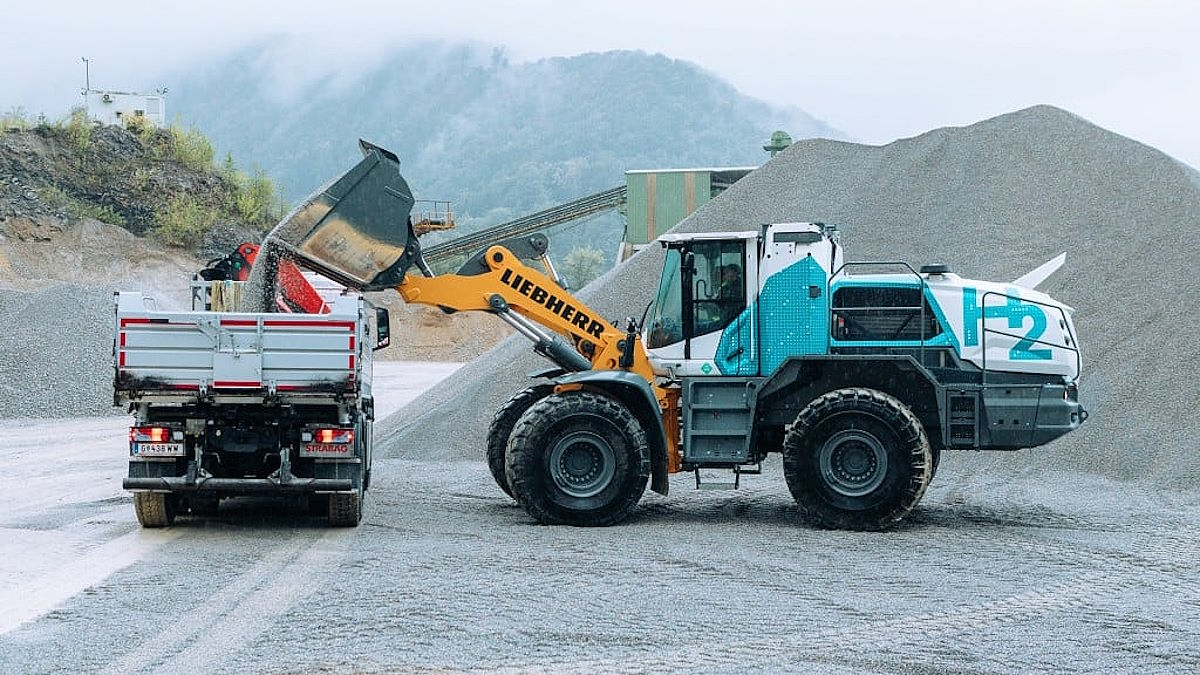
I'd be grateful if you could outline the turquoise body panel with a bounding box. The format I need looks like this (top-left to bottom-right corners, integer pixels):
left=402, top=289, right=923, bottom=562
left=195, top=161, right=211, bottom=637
left=715, top=256, right=829, bottom=376
left=715, top=266, right=960, bottom=376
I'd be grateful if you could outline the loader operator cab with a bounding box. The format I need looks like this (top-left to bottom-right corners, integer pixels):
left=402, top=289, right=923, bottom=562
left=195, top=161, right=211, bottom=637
left=645, top=233, right=755, bottom=354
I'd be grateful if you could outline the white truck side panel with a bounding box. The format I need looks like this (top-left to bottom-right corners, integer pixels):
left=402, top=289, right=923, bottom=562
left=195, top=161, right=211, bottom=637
left=114, top=292, right=363, bottom=396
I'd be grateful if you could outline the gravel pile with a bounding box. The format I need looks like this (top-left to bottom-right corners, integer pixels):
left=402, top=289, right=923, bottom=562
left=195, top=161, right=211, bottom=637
left=0, top=284, right=119, bottom=418
left=377, top=105, right=1200, bottom=487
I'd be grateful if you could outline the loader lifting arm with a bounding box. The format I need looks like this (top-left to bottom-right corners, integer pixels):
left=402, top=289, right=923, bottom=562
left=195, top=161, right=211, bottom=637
left=396, top=240, right=655, bottom=377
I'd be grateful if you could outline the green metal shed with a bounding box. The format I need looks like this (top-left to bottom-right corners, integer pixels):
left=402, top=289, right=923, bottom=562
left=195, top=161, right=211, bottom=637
left=621, top=167, right=755, bottom=260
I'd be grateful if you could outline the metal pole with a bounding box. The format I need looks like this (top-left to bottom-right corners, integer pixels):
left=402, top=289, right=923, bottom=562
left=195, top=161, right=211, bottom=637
left=81, top=57, right=90, bottom=93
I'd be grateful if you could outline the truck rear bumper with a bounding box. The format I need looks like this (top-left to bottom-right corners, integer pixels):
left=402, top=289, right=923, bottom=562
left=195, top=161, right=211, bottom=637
left=123, top=477, right=355, bottom=493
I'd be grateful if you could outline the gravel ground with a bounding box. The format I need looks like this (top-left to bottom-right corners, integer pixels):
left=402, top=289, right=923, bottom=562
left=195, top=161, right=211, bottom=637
left=3, top=363, right=1196, bottom=674
left=1, top=450, right=1197, bottom=674
left=377, top=105, right=1200, bottom=489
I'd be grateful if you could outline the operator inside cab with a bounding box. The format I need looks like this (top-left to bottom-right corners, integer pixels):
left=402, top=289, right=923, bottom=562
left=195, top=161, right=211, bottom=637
left=647, top=241, right=747, bottom=348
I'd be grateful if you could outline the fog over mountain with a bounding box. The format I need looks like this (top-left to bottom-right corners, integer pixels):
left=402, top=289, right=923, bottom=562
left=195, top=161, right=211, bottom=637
left=169, top=41, right=844, bottom=242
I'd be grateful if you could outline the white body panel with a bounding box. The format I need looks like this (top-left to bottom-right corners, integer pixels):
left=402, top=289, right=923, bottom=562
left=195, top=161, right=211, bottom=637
left=923, top=273, right=1080, bottom=378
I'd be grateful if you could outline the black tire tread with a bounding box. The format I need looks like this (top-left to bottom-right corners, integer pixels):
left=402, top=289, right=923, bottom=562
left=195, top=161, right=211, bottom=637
left=133, top=492, right=175, bottom=528
left=506, top=390, right=649, bottom=527
left=486, top=385, right=555, bottom=499
left=783, top=387, right=932, bottom=531
left=328, top=492, right=362, bottom=527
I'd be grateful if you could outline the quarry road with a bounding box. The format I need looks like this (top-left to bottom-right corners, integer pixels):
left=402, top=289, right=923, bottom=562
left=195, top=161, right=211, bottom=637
left=1, top=363, right=1197, bottom=673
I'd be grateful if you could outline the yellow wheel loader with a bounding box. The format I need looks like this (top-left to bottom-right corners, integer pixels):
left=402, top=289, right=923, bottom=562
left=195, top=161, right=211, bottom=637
left=261, top=141, right=1086, bottom=530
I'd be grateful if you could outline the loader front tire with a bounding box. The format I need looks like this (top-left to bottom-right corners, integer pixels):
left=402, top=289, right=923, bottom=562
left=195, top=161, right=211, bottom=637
left=486, top=384, right=555, bottom=499
left=506, top=391, right=649, bottom=527
left=783, top=388, right=932, bottom=531
left=133, top=492, right=177, bottom=528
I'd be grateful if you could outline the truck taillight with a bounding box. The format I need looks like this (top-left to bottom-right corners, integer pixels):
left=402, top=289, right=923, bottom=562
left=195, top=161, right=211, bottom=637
left=315, top=428, right=354, bottom=444
left=130, top=426, right=171, bottom=443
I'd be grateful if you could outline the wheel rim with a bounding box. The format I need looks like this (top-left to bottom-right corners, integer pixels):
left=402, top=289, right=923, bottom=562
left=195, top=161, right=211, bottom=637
left=548, top=430, right=616, bottom=499
left=819, top=429, right=887, bottom=497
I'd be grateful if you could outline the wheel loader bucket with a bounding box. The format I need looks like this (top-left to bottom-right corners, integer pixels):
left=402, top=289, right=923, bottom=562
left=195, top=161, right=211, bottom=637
left=266, top=140, right=425, bottom=292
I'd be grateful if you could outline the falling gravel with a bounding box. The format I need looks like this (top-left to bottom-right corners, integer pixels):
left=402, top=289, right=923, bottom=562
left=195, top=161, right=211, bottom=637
left=377, top=105, right=1200, bottom=487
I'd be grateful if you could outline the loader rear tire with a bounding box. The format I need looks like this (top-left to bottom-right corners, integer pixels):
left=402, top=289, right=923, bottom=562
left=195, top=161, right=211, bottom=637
left=486, top=384, right=555, bottom=499
left=783, top=388, right=932, bottom=531
left=133, top=492, right=177, bottom=528
left=506, top=391, right=649, bottom=527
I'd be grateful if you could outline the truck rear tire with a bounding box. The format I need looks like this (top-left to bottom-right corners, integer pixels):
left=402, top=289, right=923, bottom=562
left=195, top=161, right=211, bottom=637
left=133, top=492, right=177, bottom=528
left=328, top=492, right=362, bottom=527
left=487, top=384, right=555, bottom=499
left=783, top=388, right=932, bottom=531
left=506, top=391, right=649, bottom=527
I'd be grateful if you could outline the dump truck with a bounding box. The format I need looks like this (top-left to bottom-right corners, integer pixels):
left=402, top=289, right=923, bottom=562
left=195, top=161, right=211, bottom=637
left=230, top=140, right=1089, bottom=530
left=115, top=232, right=392, bottom=529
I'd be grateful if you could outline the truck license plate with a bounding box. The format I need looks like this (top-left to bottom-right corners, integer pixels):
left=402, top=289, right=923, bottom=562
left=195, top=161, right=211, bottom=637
left=132, top=442, right=185, bottom=457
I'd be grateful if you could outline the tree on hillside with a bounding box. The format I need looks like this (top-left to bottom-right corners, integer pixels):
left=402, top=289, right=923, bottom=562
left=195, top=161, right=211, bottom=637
left=563, top=246, right=607, bottom=289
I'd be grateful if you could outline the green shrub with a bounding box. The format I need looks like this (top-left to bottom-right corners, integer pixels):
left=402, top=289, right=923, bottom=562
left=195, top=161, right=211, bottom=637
left=64, top=107, right=92, bottom=153
left=167, top=125, right=214, bottom=171
left=155, top=195, right=218, bottom=248
left=231, top=170, right=277, bottom=227
left=123, top=114, right=155, bottom=140
left=1, top=107, right=31, bottom=131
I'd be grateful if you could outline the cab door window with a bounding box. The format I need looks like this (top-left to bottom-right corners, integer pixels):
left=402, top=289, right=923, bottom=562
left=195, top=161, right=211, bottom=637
left=688, top=241, right=745, bottom=337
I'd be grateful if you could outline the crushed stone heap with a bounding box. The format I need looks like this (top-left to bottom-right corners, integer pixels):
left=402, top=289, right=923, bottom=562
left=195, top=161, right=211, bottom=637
left=376, top=105, right=1200, bottom=486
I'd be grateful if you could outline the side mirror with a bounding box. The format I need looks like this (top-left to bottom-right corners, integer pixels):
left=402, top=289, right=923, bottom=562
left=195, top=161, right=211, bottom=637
left=374, top=307, right=391, bottom=351
left=681, top=251, right=695, bottom=272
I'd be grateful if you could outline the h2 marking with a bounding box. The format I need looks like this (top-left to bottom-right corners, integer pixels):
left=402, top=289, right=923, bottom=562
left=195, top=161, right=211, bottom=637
left=962, top=287, right=1051, bottom=360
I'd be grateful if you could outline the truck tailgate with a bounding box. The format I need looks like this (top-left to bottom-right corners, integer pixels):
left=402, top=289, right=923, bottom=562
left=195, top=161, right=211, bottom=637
left=114, top=291, right=360, bottom=396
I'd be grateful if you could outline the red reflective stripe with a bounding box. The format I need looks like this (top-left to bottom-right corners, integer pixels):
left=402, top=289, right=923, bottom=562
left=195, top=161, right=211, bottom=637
left=276, top=385, right=307, bottom=391
left=213, top=381, right=262, bottom=388
left=167, top=384, right=200, bottom=391
left=120, top=318, right=151, bottom=326
left=119, top=333, right=127, bottom=346
left=349, top=336, right=356, bottom=351
left=262, top=320, right=355, bottom=329
left=220, top=319, right=258, bottom=326
left=119, top=351, right=125, bottom=367
left=349, top=354, right=355, bottom=370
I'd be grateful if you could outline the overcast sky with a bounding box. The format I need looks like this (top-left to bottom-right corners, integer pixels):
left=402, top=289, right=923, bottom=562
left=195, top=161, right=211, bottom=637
left=4, top=1, right=1198, bottom=167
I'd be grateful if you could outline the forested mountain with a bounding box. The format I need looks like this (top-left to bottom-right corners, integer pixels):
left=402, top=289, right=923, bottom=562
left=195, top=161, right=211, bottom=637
left=169, top=41, right=843, bottom=258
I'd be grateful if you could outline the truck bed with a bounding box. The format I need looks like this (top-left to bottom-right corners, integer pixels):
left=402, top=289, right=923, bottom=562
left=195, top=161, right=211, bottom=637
left=114, top=291, right=366, bottom=402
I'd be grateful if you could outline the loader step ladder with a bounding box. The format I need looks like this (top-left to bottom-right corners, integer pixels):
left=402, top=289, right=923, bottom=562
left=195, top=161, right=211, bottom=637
left=682, top=378, right=758, bottom=464
left=694, top=462, right=762, bottom=490
left=946, top=390, right=980, bottom=448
